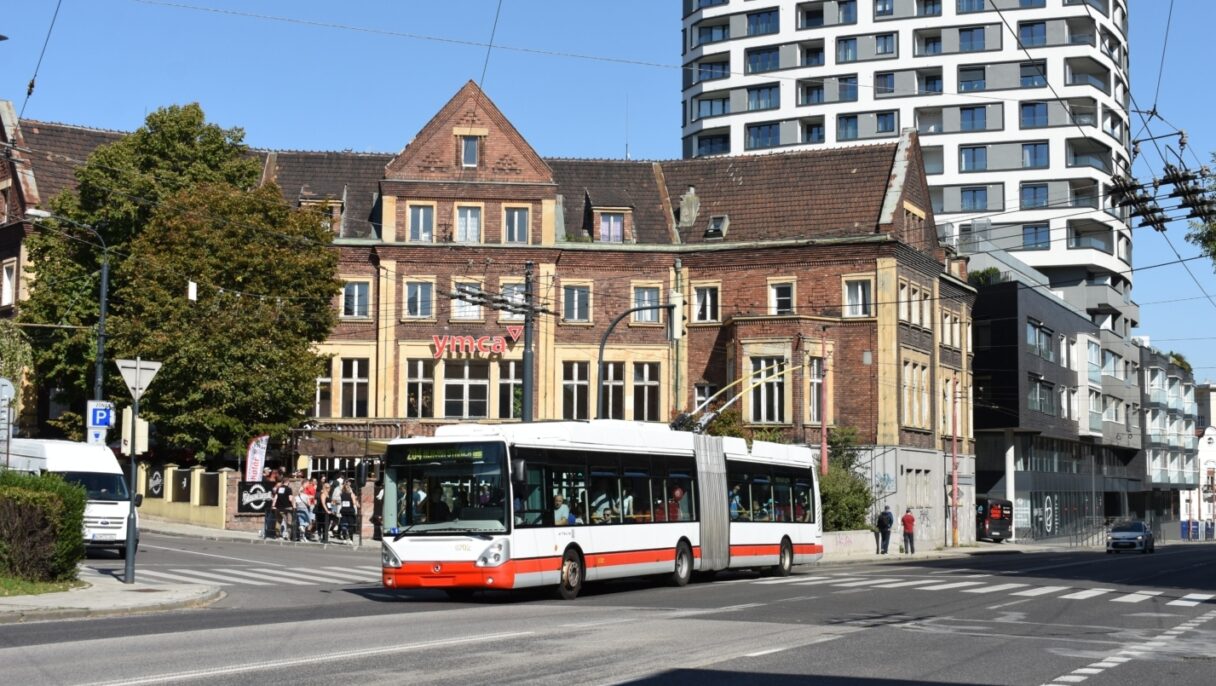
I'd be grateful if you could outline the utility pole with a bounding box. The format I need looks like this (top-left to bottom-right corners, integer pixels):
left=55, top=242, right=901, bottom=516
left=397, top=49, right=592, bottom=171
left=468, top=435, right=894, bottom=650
left=951, top=375, right=959, bottom=547
left=820, top=332, right=828, bottom=477
left=522, top=262, right=535, bottom=423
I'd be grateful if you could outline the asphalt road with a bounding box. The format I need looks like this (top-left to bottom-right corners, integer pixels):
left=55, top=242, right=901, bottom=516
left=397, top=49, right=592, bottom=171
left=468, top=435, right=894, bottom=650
left=3, top=535, right=1215, bottom=685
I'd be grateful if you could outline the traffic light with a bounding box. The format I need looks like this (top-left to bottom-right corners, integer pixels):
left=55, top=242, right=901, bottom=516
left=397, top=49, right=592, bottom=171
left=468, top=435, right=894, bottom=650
left=667, top=289, right=687, bottom=342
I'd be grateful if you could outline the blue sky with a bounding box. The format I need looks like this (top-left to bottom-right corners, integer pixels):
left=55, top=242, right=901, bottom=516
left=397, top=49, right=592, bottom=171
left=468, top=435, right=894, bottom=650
left=5, top=0, right=1216, bottom=379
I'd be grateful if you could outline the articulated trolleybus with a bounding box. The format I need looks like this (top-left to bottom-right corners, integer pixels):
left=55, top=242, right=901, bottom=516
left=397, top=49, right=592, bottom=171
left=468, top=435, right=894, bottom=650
left=380, top=420, right=822, bottom=599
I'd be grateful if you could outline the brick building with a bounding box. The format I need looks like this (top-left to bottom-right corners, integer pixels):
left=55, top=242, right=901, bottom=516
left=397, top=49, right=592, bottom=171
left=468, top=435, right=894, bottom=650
left=1, top=83, right=976, bottom=543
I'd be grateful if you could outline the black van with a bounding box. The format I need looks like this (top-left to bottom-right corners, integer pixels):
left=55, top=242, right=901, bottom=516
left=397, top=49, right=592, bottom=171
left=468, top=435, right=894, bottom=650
left=976, top=497, right=1013, bottom=542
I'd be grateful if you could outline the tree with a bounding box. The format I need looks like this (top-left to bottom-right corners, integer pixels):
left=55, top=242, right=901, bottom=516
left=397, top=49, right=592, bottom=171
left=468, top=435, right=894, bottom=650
left=820, top=426, right=875, bottom=532
left=0, top=320, right=34, bottom=421
left=19, top=104, right=261, bottom=437
left=108, top=182, right=339, bottom=458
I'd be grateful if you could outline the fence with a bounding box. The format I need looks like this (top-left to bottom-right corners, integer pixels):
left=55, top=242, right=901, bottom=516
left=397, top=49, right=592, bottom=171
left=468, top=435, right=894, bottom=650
left=135, top=463, right=231, bottom=528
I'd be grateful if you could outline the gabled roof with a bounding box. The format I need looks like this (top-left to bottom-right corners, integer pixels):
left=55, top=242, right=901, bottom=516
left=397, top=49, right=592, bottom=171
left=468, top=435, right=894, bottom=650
left=547, top=159, right=672, bottom=244
left=263, top=151, right=393, bottom=239
left=17, top=120, right=124, bottom=202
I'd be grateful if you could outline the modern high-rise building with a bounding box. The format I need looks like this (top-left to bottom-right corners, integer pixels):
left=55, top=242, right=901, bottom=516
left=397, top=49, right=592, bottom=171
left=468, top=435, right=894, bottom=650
left=680, top=0, right=1135, bottom=332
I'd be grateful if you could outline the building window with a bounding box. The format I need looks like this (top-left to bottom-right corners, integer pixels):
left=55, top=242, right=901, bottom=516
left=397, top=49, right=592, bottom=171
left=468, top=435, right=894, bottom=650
left=314, top=377, right=332, bottom=418
left=697, top=61, right=730, bottom=82
left=898, top=281, right=909, bottom=321
left=500, top=282, right=525, bottom=321
left=845, top=279, right=872, bottom=317
left=922, top=35, right=943, bottom=55
left=444, top=360, right=489, bottom=419
left=1028, top=377, right=1056, bottom=415
left=960, top=146, right=987, bottom=171
left=803, top=46, right=825, bottom=66
left=837, top=38, right=858, bottom=63
left=697, top=97, right=729, bottom=119
left=1021, top=183, right=1049, bottom=209
left=959, top=106, right=986, bottom=131
left=1026, top=319, right=1056, bottom=362
left=839, top=76, right=859, bottom=101
left=695, top=383, right=719, bottom=409
left=697, top=23, right=729, bottom=45
left=877, top=112, right=896, bottom=133
left=961, top=187, right=988, bottom=211
left=875, top=0, right=894, bottom=17
left=959, top=67, right=986, bottom=92
left=804, top=122, right=825, bottom=144
left=1, top=261, right=15, bottom=307
left=921, top=73, right=943, bottom=93
left=747, top=47, right=780, bottom=73
left=1020, top=62, right=1047, bottom=88
left=634, top=362, right=661, bottom=422
left=957, top=0, right=985, bottom=12
left=1023, top=142, right=1049, bottom=168
left=452, top=282, right=483, bottom=320
left=746, top=123, right=781, bottom=150
left=634, top=286, right=661, bottom=323
left=562, top=361, right=590, bottom=420
left=808, top=357, right=824, bottom=424
left=600, top=212, right=624, bottom=242
left=505, top=207, right=529, bottom=243
left=959, top=27, right=986, bottom=52
left=600, top=362, right=625, bottom=420
left=409, top=205, right=434, bottom=242
left=747, top=85, right=780, bottom=111
left=694, top=286, right=719, bottom=322
left=747, top=9, right=779, bottom=36
left=839, top=0, right=857, bottom=23
left=340, top=358, right=369, bottom=418
left=875, top=33, right=896, bottom=55
left=1021, top=224, right=1050, bottom=250
left=405, top=359, right=433, bottom=419
left=751, top=357, right=786, bottom=424
left=342, top=282, right=369, bottom=318
left=498, top=360, right=523, bottom=419
left=770, top=282, right=794, bottom=315
left=461, top=136, right=478, bottom=168
left=404, top=281, right=433, bottom=319
left=697, top=134, right=730, bottom=157
left=920, top=0, right=943, bottom=15
left=563, top=285, right=590, bottom=322
left=875, top=72, right=895, bottom=95
left=1021, top=102, right=1048, bottom=128
left=1019, top=22, right=1047, bottom=47
left=456, top=206, right=481, bottom=242
left=838, top=115, right=859, bottom=141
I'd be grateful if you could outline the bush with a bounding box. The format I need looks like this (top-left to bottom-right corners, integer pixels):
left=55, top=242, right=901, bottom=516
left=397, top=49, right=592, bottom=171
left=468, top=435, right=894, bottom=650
left=820, top=427, right=875, bottom=532
left=0, top=471, right=87, bottom=581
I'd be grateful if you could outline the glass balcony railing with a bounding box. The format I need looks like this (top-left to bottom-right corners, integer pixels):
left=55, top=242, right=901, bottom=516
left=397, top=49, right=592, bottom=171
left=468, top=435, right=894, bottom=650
left=1186, top=435, right=1198, bottom=450
left=1149, top=388, right=1166, bottom=405
left=1184, top=401, right=1198, bottom=416
left=1175, top=470, right=1199, bottom=486
left=1088, top=412, right=1103, bottom=432
left=1088, top=365, right=1102, bottom=384
left=1069, top=73, right=1110, bottom=92
left=1152, top=468, right=1169, bottom=483
left=1148, top=430, right=1167, bottom=445
left=1168, top=394, right=1183, bottom=411
left=1069, top=154, right=1111, bottom=172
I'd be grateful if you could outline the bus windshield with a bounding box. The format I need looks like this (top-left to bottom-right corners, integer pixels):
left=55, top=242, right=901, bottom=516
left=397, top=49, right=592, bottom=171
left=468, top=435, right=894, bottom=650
left=384, top=441, right=508, bottom=537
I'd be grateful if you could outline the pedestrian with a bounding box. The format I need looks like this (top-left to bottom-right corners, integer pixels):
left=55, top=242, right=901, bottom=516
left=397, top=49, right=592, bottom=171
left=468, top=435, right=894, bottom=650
left=876, top=505, right=894, bottom=554
left=371, top=478, right=384, bottom=541
left=338, top=480, right=359, bottom=540
left=261, top=467, right=277, bottom=539
left=902, top=508, right=916, bottom=555
left=272, top=477, right=293, bottom=540
left=293, top=477, right=312, bottom=542
left=314, top=481, right=331, bottom=543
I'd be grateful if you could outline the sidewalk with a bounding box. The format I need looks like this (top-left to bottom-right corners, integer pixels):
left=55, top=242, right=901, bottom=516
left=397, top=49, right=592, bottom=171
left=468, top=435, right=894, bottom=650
left=818, top=539, right=1097, bottom=566
left=139, top=516, right=378, bottom=554
left=0, top=570, right=221, bottom=624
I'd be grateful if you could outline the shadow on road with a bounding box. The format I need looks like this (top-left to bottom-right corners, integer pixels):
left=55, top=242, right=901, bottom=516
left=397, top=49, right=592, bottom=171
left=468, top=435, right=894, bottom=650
left=619, top=670, right=982, bottom=685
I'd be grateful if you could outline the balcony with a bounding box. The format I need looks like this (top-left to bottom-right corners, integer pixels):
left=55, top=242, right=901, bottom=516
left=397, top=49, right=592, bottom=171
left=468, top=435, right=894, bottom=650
left=1148, top=430, right=1168, bottom=446
left=1184, top=401, right=1198, bottom=417
left=1088, top=412, right=1103, bottom=432
left=1174, top=470, right=1199, bottom=487
left=1169, top=433, right=1184, bottom=448
left=1068, top=229, right=1113, bottom=254
left=1186, top=435, right=1198, bottom=451
left=1088, top=365, right=1101, bottom=384
left=1149, top=388, right=1167, bottom=405
left=1168, top=394, right=1183, bottom=412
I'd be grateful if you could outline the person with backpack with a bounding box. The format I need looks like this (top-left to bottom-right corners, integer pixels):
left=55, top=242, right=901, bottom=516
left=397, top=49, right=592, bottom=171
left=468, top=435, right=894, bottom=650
left=876, top=505, right=895, bottom=554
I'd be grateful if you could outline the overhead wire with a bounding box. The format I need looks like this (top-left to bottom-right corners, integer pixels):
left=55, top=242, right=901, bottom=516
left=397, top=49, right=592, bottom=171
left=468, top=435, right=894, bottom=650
left=18, top=0, right=65, bottom=119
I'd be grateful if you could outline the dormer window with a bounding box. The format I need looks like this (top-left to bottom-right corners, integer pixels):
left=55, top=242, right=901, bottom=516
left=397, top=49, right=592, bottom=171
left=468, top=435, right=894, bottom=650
left=599, top=212, right=624, bottom=243
left=705, top=215, right=729, bottom=240
left=461, top=135, right=479, bottom=168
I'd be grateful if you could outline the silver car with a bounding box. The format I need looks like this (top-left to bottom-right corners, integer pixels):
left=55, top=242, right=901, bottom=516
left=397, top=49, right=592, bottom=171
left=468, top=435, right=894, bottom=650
left=1106, top=521, right=1155, bottom=554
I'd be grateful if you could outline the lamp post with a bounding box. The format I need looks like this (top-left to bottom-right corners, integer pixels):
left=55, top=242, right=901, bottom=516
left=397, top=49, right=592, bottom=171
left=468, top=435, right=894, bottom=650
left=26, top=209, right=108, bottom=403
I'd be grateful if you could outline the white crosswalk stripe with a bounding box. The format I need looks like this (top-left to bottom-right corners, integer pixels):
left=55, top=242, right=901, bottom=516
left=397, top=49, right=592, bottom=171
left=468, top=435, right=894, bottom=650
left=872, top=579, right=942, bottom=589
left=917, top=581, right=988, bottom=591
left=224, top=568, right=314, bottom=586
left=169, top=568, right=275, bottom=586
left=1010, top=585, right=1070, bottom=597
left=1168, top=593, right=1214, bottom=607
left=832, top=578, right=903, bottom=588
left=963, top=583, right=1028, bottom=594
left=249, top=567, right=364, bottom=584
left=795, top=577, right=863, bottom=586
left=755, top=576, right=818, bottom=585
left=138, top=569, right=235, bottom=586
left=1112, top=591, right=1161, bottom=603
left=122, top=565, right=382, bottom=588
left=1060, top=589, right=1115, bottom=600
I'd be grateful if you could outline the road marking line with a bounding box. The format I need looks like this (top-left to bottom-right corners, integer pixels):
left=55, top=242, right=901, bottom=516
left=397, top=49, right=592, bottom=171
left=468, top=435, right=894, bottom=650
left=320, top=566, right=382, bottom=580
left=222, top=568, right=314, bottom=586
left=1112, top=591, right=1161, bottom=603
left=832, top=578, right=902, bottom=588
left=1053, top=676, right=1087, bottom=683
left=137, top=569, right=231, bottom=586
left=1105, top=657, right=1130, bottom=664
left=872, top=579, right=942, bottom=589
left=1168, top=593, right=1214, bottom=607
left=755, top=576, right=820, bottom=585
left=795, top=577, right=863, bottom=586
left=916, top=581, right=987, bottom=591
left=1011, top=586, right=1069, bottom=597
left=1060, top=589, right=1115, bottom=600
left=354, top=566, right=385, bottom=573
left=140, top=544, right=284, bottom=567
left=965, top=583, right=1028, bottom=594
left=744, top=647, right=787, bottom=657
left=1089, top=662, right=1117, bottom=668
left=168, top=568, right=274, bottom=586
left=83, top=631, right=534, bottom=686
left=1073, top=668, right=1102, bottom=675
left=256, top=567, right=371, bottom=584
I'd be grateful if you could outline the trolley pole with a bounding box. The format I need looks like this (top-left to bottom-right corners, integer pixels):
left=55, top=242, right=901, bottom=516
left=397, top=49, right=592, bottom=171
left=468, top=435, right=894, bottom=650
left=951, top=375, right=959, bottom=547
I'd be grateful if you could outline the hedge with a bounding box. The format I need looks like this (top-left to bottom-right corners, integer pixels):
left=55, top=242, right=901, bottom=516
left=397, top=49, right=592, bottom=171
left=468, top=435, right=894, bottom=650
left=0, top=470, right=87, bottom=582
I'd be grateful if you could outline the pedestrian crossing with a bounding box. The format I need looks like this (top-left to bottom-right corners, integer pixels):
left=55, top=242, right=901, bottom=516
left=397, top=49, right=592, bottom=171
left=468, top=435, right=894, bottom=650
left=82, top=564, right=383, bottom=587
left=751, top=573, right=1215, bottom=608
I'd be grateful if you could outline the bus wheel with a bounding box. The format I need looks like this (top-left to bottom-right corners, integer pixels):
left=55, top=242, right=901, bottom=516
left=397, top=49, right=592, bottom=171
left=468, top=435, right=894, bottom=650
left=557, top=548, right=583, bottom=600
left=670, top=542, right=692, bottom=587
left=770, top=539, right=793, bottom=577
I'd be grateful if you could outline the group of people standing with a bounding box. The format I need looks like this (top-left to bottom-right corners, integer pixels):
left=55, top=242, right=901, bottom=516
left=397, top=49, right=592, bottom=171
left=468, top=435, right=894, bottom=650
left=875, top=505, right=916, bottom=555
left=262, top=467, right=362, bottom=543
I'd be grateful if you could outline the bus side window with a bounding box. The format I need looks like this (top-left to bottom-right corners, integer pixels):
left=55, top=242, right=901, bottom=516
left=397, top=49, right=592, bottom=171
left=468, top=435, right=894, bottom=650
left=772, top=474, right=792, bottom=523
left=793, top=479, right=812, bottom=522
left=620, top=452, right=651, bottom=522
left=727, top=463, right=752, bottom=521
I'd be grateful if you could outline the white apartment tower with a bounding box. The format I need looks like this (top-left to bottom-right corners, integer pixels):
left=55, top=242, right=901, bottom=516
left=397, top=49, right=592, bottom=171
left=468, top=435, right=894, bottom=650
left=680, top=0, right=1136, bottom=332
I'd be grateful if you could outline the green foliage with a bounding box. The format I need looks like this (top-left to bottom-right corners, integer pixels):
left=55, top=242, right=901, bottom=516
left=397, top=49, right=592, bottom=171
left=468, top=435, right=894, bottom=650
left=19, top=103, right=261, bottom=434
left=0, top=471, right=87, bottom=582
left=0, top=321, right=33, bottom=419
left=703, top=407, right=747, bottom=439
left=967, top=266, right=1003, bottom=287
left=1167, top=350, right=1193, bottom=375
left=109, top=183, right=339, bottom=456
left=820, top=426, right=874, bottom=532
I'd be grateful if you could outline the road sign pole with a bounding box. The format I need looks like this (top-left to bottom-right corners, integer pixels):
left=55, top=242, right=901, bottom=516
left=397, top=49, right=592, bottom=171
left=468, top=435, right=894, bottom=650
left=115, top=357, right=161, bottom=585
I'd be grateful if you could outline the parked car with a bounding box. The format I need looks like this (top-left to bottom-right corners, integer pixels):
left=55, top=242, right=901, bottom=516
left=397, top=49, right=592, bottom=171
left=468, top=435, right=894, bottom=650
left=1106, top=521, right=1155, bottom=554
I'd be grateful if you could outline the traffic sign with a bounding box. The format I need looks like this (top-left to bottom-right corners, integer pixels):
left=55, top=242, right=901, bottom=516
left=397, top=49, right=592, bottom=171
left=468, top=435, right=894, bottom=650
left=86, top=427, right=107, bottom=446
left=115, top=359, right=162, bottom=402
left=87, top=400, right=115, bottom=428
left=0, top=377, right=14, bottom=402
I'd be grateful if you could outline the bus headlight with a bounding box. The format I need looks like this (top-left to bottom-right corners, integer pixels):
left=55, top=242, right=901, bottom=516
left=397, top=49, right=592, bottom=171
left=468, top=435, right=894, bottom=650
left=475, top=540, right=510, bottom=568
left=381, top=543, right=402, bottom=569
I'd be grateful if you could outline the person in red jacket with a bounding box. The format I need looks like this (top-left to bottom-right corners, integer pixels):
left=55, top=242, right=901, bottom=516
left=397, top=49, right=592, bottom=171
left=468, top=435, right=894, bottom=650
left=901, top=508, right=916, bottom=555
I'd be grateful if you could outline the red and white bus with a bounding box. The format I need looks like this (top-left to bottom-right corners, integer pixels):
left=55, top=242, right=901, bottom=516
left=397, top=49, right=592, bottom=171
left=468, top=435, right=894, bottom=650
left=379, top=420, right=822, bottom=599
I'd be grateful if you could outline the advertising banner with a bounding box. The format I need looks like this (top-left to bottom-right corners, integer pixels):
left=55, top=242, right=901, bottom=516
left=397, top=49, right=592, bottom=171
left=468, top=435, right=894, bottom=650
left=237, top=481, right=274, bottom=514
left=244, top=434, right=270, bottom=482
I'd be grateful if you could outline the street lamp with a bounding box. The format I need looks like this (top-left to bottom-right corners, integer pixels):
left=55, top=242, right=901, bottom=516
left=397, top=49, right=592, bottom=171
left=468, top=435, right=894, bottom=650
left=25, top=209, right=109, bottom=403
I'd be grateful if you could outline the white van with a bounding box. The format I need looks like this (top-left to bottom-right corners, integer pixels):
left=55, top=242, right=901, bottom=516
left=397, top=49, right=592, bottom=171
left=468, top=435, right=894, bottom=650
left=4, top=438, right=141, bottom=556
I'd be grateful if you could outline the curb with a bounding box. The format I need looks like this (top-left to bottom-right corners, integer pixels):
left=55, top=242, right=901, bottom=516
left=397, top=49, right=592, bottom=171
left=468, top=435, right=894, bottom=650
left=0, top=587, right=225, bottom=625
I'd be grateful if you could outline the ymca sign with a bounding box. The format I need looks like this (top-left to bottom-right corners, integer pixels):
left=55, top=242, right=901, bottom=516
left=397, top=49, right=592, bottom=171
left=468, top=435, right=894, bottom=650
left=432, top=325, right=524, bottom=359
